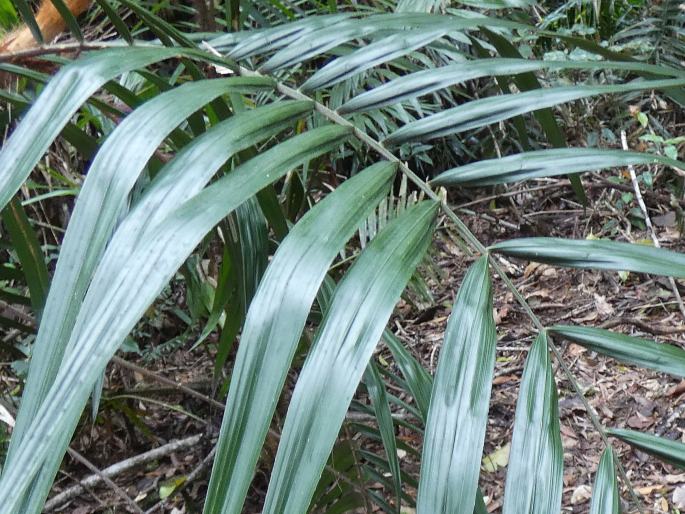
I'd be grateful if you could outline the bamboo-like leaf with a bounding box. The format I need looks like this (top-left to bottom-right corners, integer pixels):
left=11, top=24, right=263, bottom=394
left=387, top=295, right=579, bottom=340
left=383, top=330, right=433, bottom=420
left=7, top=77, right=277, bottom=467
left=1, top=199, right=49, bottom=317
left=228, top=14, right=353, bottom=60
left=396, top=0, right=443, bottom=12
left=262, top=200, right=437, bottom=514
left=431, top=148, right=685, bottom=186
left=384, top=79, right=685, bottom=145
left=257, top=14, right=522, bottom=73
left=0, top=47, right=185, bottom=213
left=365, top=361, right=402, bottom=513
left=480, top=27, right=586, bottom=203
left=416, top=256, right=496, bottom=514
left=96, top=0, right=133, bottom=44
left=339, top=58, right=684, bottom=114
left=49, top=0, right=83, bottom=41
left=203, top=161, right=397, bottom=514
left=229, top=13, right=525, bottom=64
left=550, top=325, right=685, bottom=378
left=491, top=238, right=685, bottom=278
left=607, top=428, right=685, bottom=468
left=233, top=196, right=269, bottom=316
left=12, top=0, right=42, bottom=43
left=16, top=94, right=306, bottom=512
left=302, top=29, right=448, bottom=91
left=502, top=332, right=563, bottom=514
left=0, top=126, right=351, bottom=512
left=474, top=491, right=489, bottom=514
left=590, top=448, right=620, bottom=514
left=15, top=122, right=336, bottom=514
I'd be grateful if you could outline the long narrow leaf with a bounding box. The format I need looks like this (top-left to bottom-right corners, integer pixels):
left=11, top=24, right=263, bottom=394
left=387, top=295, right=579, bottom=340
left=12, top=0, right=42, bottom=43
left=0, top=47, right=183, bottom=213
left=1, top=199, right=49, bottom=317
left=385, top=79, right=685, bottom=145
left=383, top=330, right=433, bottom=421
left=228, top=14, right=352, bottom=60
left=480, top=28, right=586, bottom=202
left=502, top=332, right=563, bottom=514
left=550, top=325, right=685, bottom=378
left=203, top=161, right=397, bottom=514
left=432, top=148, right=685, bottom=186
left=339, top=58, right=683, bottom=114
left=7, top=76, right=275, bottom=461
left=491, top=237, right=685, bottom=278
left=365, top=361, right=402, bottom=513
left=302, top=29, right=448, bottom=91
left=607, top=428, right=685, bottom=468
left=262, top=200, right=437, bottom=514
left=258, top=14, right=523, bottom=73
left=0, top=126, right=351, bottom=512
left=417, top=256, right=496, bottom=514
left=10, top=98, right=309, bottom=514
left=590, top=448, right=620, bottom=514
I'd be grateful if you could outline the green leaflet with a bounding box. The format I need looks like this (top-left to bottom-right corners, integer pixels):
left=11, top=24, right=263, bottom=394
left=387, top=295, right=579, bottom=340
left=7, top=82, right=286, bottom=514
left=550, top=325, right=685, bottom=378
left=228, top=14, right=353, bottom=60
left=233, top=197, right=270, bottom=319
left=431, top=148, right=685, bottom=186
left=473, top=492, right=489, bottom=514
left=8, top=78, right=277, bottom=464
left=12, top=0, right=41, bottom=43
left=417, top=256, right=496, bottom=514
left=590, top=448, right=620, bottom=514
left=607, top=429, right=685, bottom=468
left=203, top=161, right=397, bottom=514
left=50, top=0, right=82, bottom=41
left=479, top=28, right=586, bottom=204
left=503, top=333, right=563, bottom=514
left=383, top=330, right=433, bottom=421
left=395, top=0, right=443, bottom=12
left=0, top=126, right=351, bottom=512
left=0, top=46, right=184, bottom=213
left=339, top=58, right=684, bottom=114
left=229, top=13, right=523, bottom=63
left=302, top=29, right=449, bottom=91
left=257, top=14, right=523, bottom=73
left=261, top=200, right=437, bottom=514
left=365, top=361, right=402, bottom=513
left=384, top=78, right=685, bottom=145
left=491, top=237, right=685, bottom=278
left=383, top=333, right=491, bottom=514
left=1, top=199, right=49, bottom=318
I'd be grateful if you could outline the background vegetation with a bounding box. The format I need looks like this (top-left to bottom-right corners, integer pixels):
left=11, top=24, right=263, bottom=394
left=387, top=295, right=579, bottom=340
left=1, top=0, right=685, bottom=512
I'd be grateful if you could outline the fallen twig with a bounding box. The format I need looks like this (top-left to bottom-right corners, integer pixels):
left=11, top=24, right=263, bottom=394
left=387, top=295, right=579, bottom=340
left=599, top=317, right=685, bottom=335
left=621, top=130, right=685, bottom=321
left=44, top=434, right=203, bottom=512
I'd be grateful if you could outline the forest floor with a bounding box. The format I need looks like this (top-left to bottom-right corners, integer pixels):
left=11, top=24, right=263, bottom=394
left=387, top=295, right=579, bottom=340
left=405, top=175, right=685, bottom=514
left=29, top=166, right=685, bottom=514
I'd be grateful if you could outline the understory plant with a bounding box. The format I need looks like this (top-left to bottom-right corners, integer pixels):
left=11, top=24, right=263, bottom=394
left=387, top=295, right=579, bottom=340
left=1, top=1, right=685, bottom=513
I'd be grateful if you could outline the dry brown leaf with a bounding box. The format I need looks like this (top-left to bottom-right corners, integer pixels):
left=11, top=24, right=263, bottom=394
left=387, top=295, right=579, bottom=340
left=593, top=293, right=614, bottom=317
left=673, top=485, right=685, bottom=508
left=637, top=484, right=666, bottom=496
left=571, top=485, right=592, bottom=504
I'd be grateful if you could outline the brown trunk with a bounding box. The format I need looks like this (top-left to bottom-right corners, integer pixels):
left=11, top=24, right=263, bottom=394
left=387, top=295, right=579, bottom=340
left=1, top=0, right=93, bottom=53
